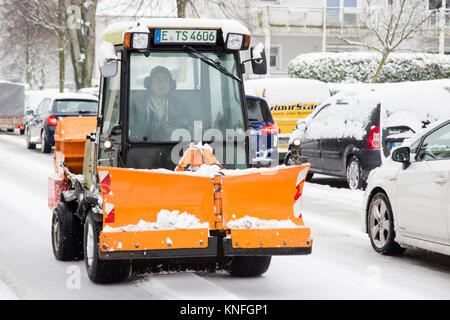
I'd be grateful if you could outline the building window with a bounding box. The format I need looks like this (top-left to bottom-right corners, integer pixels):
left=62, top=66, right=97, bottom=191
left=429, top=0, right=450, bottom=9
left=270, top=46, right=281, bottom=71
left=429, top=0, right=450, bottom=26
left=327, top=0, right=359, bottom=26
left=429, top=0, right=442, bottom=9
left=344, top=0, right=357, bottom=7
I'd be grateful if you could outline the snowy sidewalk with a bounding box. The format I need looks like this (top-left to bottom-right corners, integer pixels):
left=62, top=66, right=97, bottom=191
left=0, top=280, right=17, bottom=299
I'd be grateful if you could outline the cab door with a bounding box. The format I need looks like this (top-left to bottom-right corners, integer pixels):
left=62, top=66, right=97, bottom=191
left=396, top=122, right=450, bottom=245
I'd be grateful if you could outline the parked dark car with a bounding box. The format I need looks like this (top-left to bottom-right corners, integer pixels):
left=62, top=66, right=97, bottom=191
left=246, top=95, right=279, bottom=166
left=284, top=87, right=450, bottom=190
left=26, top=93, right=98, bottom=153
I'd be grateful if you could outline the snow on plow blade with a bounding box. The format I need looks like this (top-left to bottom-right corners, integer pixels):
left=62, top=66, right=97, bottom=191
left=97, top=164, right=312, bottom=259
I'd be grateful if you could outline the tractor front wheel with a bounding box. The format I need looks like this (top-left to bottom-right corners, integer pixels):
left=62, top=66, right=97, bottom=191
left=227, top=256, right=272, bottom=277
left=84, top=212, right=131, bottom=283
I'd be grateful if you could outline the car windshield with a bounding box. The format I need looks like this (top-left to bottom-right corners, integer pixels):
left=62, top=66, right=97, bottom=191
left=54, top=100, right=97, bottom=113
left=128, top=51, right=245, bottom=143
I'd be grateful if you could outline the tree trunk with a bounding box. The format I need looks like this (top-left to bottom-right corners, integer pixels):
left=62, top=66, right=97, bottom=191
left=63, top=0, right=98, bottom=91
left=371, top=52, right=389, bottom=84
left=25, top=45, right=32, bottom=88
left=58, top=0, right=65, bottom=93
left=177, top=0, right=187, bottom=18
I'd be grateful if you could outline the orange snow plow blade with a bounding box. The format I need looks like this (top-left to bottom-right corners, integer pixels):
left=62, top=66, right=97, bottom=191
left=97, top=163, right=312, bottom=259
left=97, top=166, right=215, bottom=257
left=220, top=165, right=312, bottom=253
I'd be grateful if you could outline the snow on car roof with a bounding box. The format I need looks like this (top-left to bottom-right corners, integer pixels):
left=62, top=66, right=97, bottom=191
left=301, top=84, right=450, bottom=141
left=332, top=85, right=450, bottom=132
left=103, top=18, right=250, bottom=45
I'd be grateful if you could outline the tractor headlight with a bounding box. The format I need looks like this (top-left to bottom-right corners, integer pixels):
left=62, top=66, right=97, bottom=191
left=132, top=33, right=150, bottom=50
left=104, top=140, right=113, bottom=150
left=226, top=33, right=250, bottom=50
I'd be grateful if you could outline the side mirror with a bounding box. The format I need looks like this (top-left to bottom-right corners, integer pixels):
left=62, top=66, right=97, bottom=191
left=392, top=146, right=410, bottom=169
left=98, top=42, right=119, bottom=78
left=250, top=43, right=267, bottom=75
left=110, top=123, right=122, bottom=136
left=296, top=119, right=307, bottom=132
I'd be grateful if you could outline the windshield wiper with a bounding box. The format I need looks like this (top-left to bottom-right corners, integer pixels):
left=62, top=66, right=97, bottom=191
left=78, top=110, right=93, bottom=114
left=184, top=45, right=242, bottom=83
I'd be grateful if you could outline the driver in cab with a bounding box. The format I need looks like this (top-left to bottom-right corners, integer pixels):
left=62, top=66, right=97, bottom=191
left=129, top=66, right=188, bottom=141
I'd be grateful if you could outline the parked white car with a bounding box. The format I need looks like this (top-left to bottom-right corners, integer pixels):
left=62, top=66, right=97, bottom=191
left=362, top=119, right=450, bottom=256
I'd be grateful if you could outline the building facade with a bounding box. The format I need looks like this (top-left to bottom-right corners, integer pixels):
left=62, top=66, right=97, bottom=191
left=246, top=0, right=450, bottom=76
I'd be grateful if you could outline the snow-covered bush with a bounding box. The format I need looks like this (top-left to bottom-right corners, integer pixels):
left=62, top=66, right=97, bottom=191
left=288, top=52, right=450, bottom=83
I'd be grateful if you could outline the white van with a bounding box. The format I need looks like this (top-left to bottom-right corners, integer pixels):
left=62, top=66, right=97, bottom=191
left=244, top=78, right=331, bottom=161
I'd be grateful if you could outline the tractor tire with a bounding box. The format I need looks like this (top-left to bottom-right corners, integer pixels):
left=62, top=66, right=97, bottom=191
left=84, top=212, right=131, bottom=283
left=51, top=203, right=84, bottom=261
left=227, top=256, right=272, bottom=277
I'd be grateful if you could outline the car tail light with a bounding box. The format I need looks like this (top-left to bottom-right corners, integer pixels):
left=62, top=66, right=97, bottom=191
left=367, top=125, right=380, bottom=149
left=261, top=123, right=280, bottom=135
left=47, top=116, right=58, bottom=126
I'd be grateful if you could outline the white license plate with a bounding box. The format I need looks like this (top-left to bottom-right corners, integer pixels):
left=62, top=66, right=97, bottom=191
left=278, top=137, right=290, bottom=146
left=154, top=29, right=217, bottom=44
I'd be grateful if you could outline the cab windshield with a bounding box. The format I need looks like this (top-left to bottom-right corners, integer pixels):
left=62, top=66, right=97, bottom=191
left=128, top=51, right=245, bottom=143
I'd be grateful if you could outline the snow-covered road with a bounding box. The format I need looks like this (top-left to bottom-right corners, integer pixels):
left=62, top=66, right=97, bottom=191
left=1, top=131, right=450, bottom=300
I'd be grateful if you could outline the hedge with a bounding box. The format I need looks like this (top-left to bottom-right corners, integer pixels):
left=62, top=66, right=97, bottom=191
left=287, top=52, right=450, bottom=83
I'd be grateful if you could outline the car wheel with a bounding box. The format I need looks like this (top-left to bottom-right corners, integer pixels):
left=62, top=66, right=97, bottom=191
left=26, top=127, right=36, bottom=150
left=285, top=151, right=313, bottom=181
left=346, top=156, right=366, bottom=190
left=84, top=212, right=131, bottom=283
left=40, top=130, right=51, bottom=153
left=367, top=192, right=405, bottom=255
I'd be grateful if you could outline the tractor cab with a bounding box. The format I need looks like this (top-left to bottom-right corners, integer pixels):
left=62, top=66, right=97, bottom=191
left=96, top=18, right=267, bottom=171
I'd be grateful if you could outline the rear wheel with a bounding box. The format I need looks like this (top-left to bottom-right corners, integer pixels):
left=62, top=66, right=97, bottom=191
left=51, top=203, right=83, bottom=261
left=367, top=193, right=405, bottom=255
left=40, top=130, right=51, bottom=153
left=346, top=156, right=366, bottom=190
left=26, top=127, right=36, bottom=150
left=227, top=256, right=272, bottom=277
left=84, top=212, right=131, bottom=283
